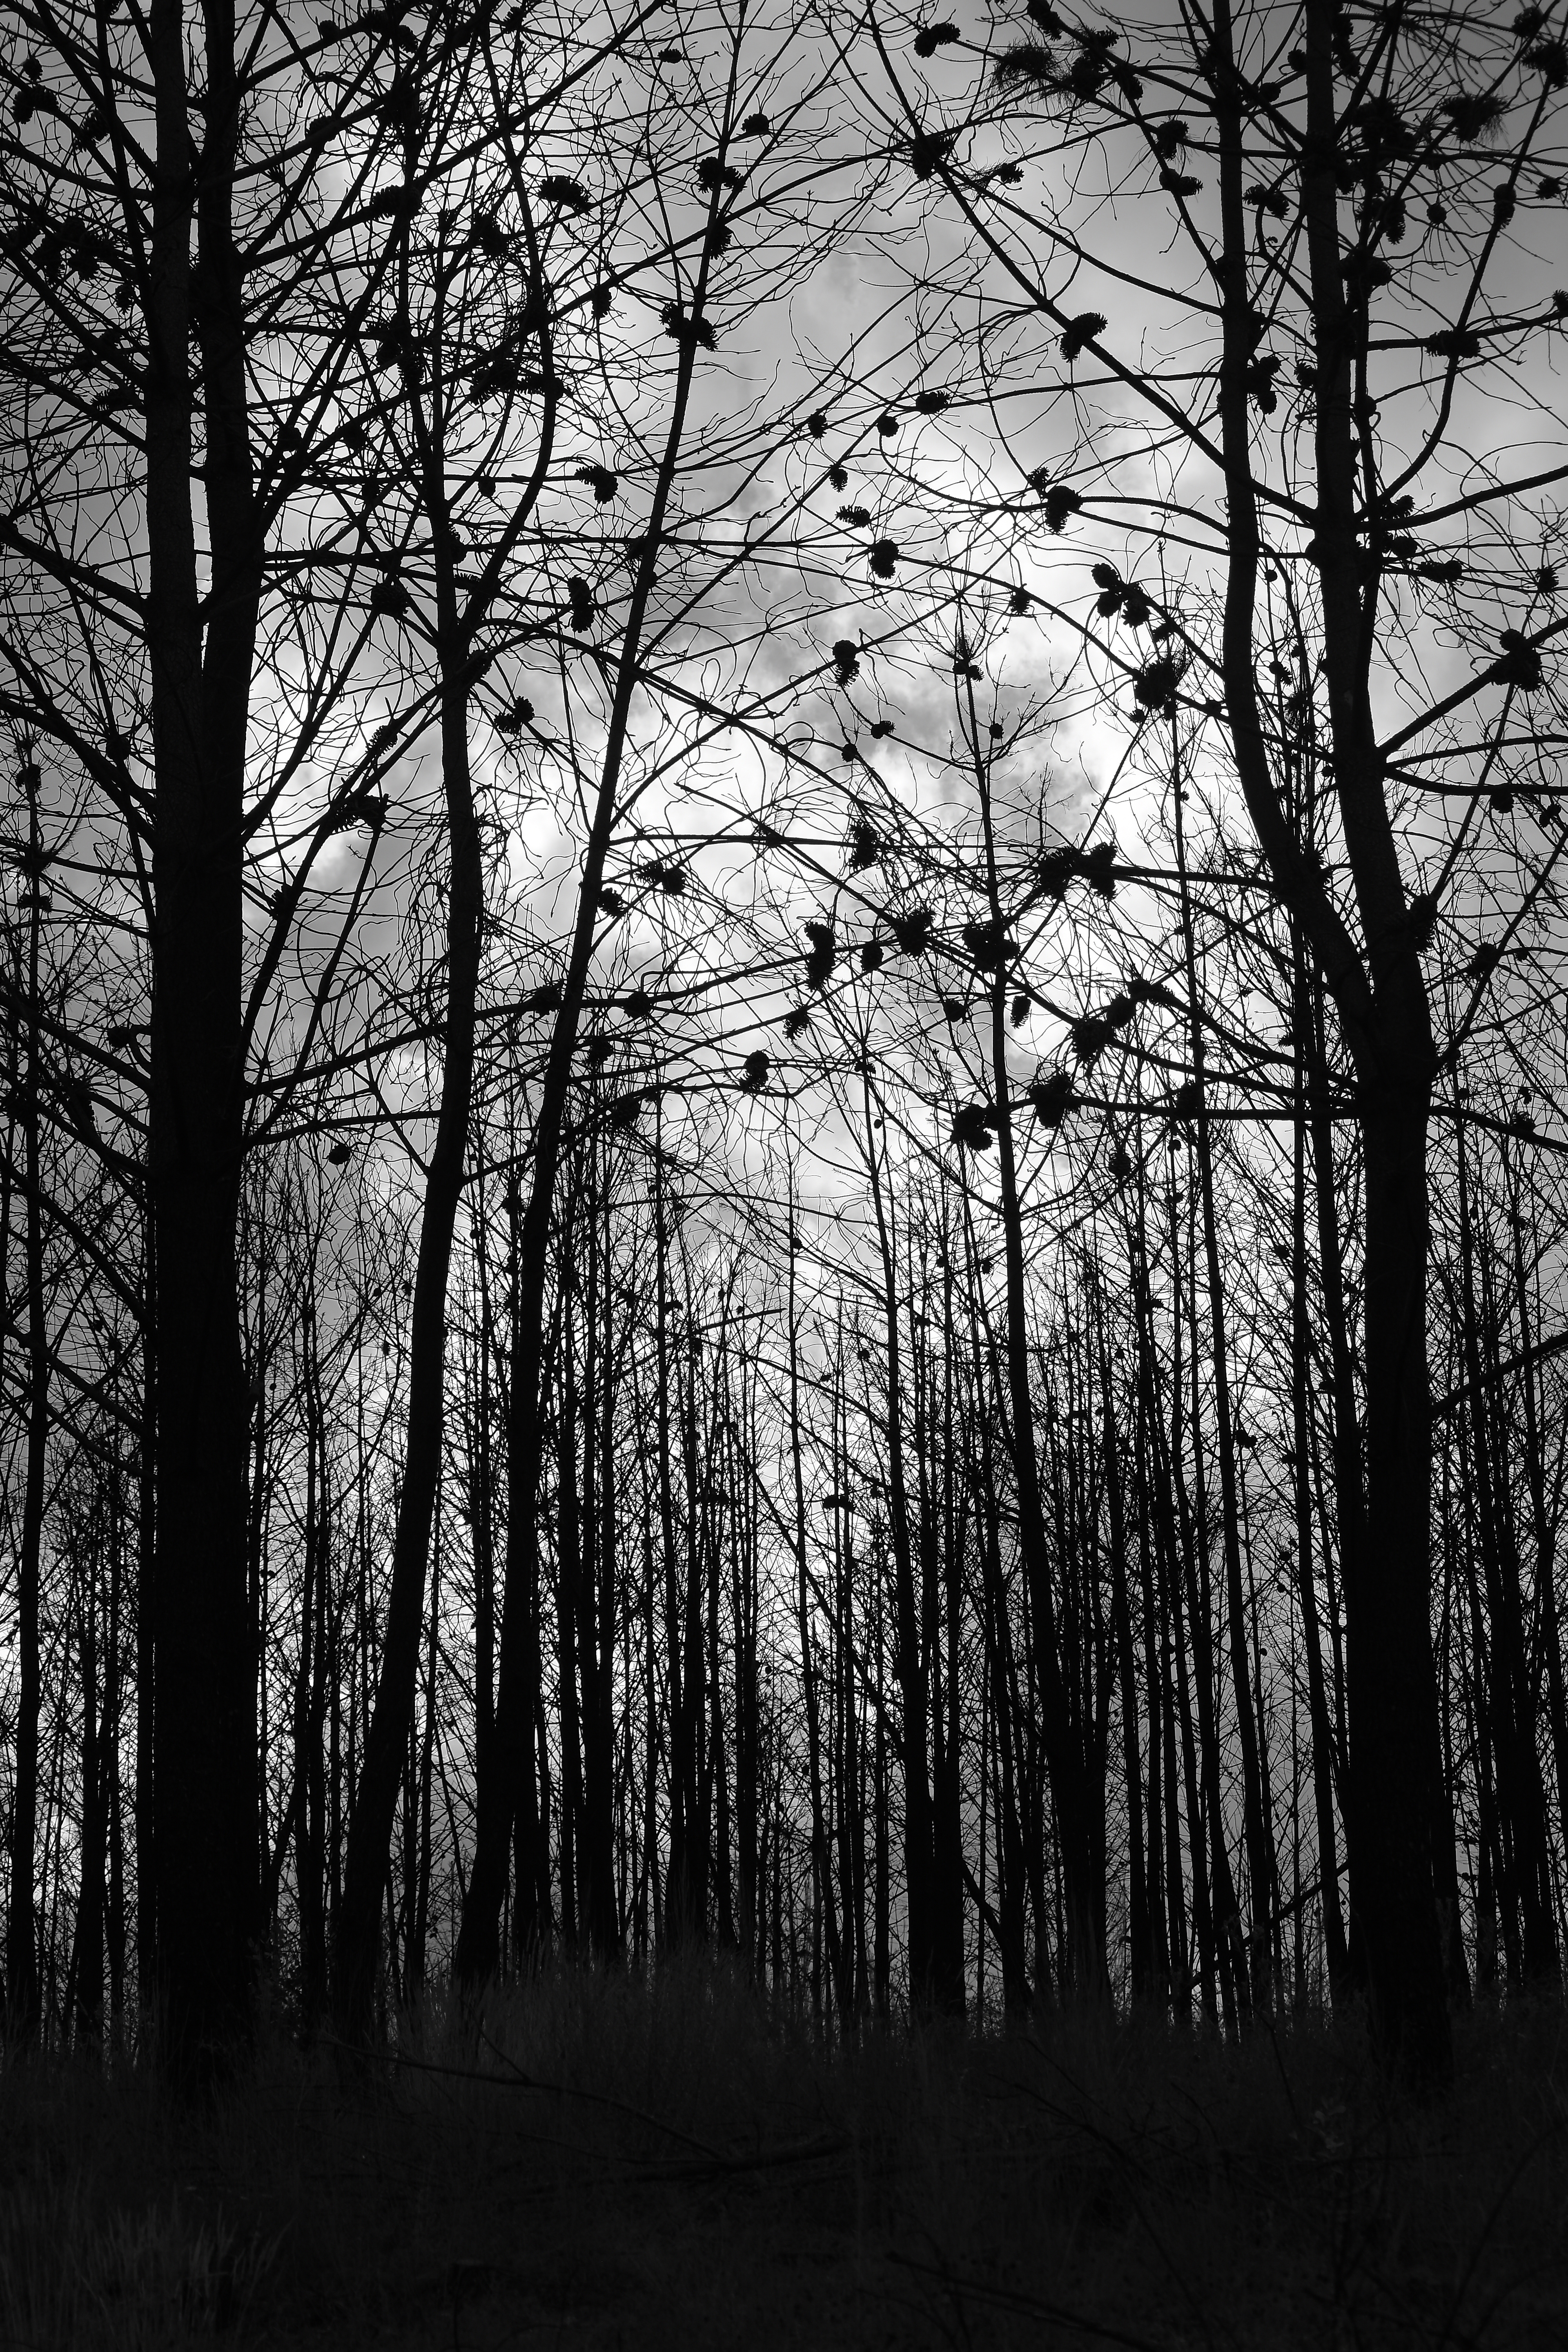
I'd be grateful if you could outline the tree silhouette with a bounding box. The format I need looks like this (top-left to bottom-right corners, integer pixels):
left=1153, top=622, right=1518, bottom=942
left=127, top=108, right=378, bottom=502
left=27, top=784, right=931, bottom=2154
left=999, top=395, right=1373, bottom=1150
left=874, top=0, right=1568, bottom=2081
left=4, top=0, right=1568, bottom=2111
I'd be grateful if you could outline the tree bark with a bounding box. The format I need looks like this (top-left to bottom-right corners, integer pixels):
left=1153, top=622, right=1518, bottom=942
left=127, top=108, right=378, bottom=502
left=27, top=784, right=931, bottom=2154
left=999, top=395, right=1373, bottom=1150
left=145, top=0, right=262, bottom=2076
left=332, top=593, right=483, bottom=2037
left=1201, top=0, right=1452, bottom=2082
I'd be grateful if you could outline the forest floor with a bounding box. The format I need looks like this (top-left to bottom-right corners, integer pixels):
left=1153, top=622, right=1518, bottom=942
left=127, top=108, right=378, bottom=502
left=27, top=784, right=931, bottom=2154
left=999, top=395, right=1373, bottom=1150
left=2, top=1965, right=1567, bottom=2351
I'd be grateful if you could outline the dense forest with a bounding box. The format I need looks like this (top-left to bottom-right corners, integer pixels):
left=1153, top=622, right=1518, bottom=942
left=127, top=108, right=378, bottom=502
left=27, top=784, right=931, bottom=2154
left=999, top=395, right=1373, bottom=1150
left=2, top=0, right=1568, bottom=2120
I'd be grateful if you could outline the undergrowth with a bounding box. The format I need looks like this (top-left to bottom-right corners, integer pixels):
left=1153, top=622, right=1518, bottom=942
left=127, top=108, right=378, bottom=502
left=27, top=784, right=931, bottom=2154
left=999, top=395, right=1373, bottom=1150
left=1, top=1964, right=1565, bottom=2349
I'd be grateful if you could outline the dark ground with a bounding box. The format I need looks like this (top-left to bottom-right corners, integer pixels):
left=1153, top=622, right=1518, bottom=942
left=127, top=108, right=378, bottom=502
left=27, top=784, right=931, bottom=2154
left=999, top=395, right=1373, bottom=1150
left=3, top=1966, right=1566, bottom=2349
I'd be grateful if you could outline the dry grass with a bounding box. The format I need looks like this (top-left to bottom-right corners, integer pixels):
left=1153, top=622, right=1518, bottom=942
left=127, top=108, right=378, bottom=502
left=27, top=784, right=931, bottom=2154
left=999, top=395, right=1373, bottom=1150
left=2, top=1966, right=1566, bottom=2349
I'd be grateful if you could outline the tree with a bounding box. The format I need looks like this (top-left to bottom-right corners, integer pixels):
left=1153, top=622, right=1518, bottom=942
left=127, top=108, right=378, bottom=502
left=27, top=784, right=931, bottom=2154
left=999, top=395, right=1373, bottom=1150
left=5, top=0, right=1568, bottom=2082
left=1, top=0, right=476, bottom=2066
left=452, top=0, right=938, bottom=1996
left=2, top=755, right=50, bottom=2038
left=874, top=0, right=1568, bottom=2074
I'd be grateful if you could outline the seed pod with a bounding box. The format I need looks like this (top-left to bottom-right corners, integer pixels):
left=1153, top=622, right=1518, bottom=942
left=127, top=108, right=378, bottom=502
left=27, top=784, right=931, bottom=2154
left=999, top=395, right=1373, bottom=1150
left=1059, top=311, right=1106, bottom=362
left=1028, top=1071, right=1074, bottom=1129
left=804, top=919, right=835, bottom=987
left=952, top=1103, right=996, bottom=1153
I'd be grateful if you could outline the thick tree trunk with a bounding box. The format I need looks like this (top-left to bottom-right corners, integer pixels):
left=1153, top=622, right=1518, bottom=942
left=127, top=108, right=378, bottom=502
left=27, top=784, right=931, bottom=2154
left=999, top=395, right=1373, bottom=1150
left=145, top=0, right=261, bottom=2077
left=1198, top=0, right=1452, bottom=2083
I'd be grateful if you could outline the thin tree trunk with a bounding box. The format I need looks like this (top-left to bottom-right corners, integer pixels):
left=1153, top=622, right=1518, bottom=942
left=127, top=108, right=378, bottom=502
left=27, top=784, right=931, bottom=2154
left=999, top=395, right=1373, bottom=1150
left=74, top=1542, right=106, bottom=2043
left=456, top=191, right=731, bottom=1985
left=972, top=758, right=1103, bottom=1997
left=1102, top=1339, right=1149, bottom=2004
left=860, top=1064, right=936, bottom=2005
left=332, top=490, right=484, bottom=2036
left=6, top=777, right=46, bottom=2041
left=1292, top=932, right=1351, bottom=2005
left=1173, top=770, right=1272, bottom=2008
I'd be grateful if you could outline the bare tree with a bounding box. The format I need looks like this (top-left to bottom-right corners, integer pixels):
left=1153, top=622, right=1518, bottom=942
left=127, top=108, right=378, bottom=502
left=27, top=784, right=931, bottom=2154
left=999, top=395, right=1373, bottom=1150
left=871, top=0, right=1568, bottom=2079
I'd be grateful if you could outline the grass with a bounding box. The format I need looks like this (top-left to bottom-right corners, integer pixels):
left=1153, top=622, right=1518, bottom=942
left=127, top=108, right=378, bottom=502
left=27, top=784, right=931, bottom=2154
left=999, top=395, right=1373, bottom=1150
left=2, top=1964, right=1566, bottom=2349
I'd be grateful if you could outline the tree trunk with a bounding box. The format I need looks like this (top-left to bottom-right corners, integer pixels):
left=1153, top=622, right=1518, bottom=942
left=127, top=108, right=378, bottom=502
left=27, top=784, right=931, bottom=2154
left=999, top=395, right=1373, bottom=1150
left=6, top=777, right=46, bottom=2042
left=1291, top=978, right=1351, bottom=2007
left=1351, top=1085, right=1449, bottom=2069
left=456, top=219, right=723, bottom=1989
left=1200, top=0, right=1452, bottom=2083
left=861, top=1066, right=936, bottom=2005
left=332, top=591, right=483, bottom=2036
left=145, top=0, right=264, bottom=2078
left=1174, top=776, right=1273, bottom=2008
